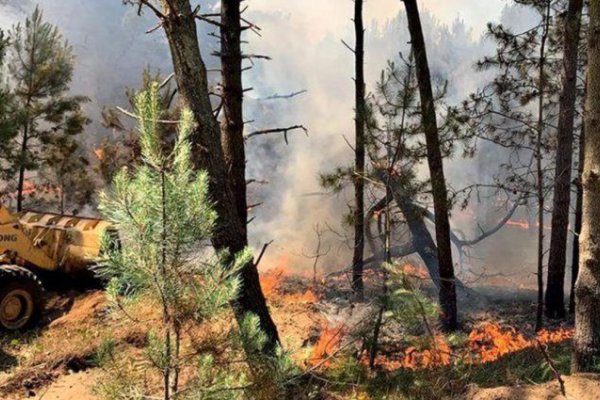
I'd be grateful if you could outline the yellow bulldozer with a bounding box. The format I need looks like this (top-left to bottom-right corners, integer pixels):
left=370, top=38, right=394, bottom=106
left=0, top=203, right=114, bottom=330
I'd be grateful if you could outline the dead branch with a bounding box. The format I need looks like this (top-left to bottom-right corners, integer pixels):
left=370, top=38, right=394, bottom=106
left=341, top=39, right=356, bottom=54
left=536, top=340, right=566, bottom=396
left=255, top=240, right=273, bottom=269
left=300, top=224, right=331, bottom=289
left=146, top=20, right=165, bottom=33
left=247, top=202, right=264, bottom=210
left=136, top=0, right=166, bottom=19
left=212, top=101, right=223, bottom=119
left=196, top=15, right=223, bottom=28
left=241, top=16, right=262, bottom=37
left=242, top=54, right=272, bottom=61
left=262, top=90, right=307, bottom=101
left=246, top=178, right=269, bottom=185
left=419, top=198, right=521, bottom=248
left=245, top=125, right=308, bottom=144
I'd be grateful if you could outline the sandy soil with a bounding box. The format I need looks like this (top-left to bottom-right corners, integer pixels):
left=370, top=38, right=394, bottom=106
left=5, top=370, right=100, bottom=400
left=467, top=373, right=600, bottom=400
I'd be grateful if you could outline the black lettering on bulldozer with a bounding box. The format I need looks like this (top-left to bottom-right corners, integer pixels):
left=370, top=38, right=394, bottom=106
left=0, top=234, right=17, bottom=242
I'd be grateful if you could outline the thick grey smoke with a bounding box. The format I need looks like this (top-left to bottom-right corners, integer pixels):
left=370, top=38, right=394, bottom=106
left=0, top=1, right=543, bottom=285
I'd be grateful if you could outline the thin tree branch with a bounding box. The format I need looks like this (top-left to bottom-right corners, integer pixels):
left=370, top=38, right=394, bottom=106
left=245, top=125, right=308, bottom=144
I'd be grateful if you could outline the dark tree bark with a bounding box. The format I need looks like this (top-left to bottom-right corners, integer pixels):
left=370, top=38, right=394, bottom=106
left=570, top=123, right=585, bottom=313
left=220, top=0, right=247, bottom=229
left=395, top=195, right=442, bottom=288
left=546, top=0, right=584, bottom=320
left=156, top=0, right=279, bottom=351
left=572, top=0, right=600, bottom=372
left=402, top=0, right=457, bottom=331
left=351, top=0, right=366, bottom=299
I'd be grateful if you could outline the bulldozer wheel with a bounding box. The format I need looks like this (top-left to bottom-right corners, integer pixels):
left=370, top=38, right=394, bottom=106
left=0, top=266, right=44, bottom=331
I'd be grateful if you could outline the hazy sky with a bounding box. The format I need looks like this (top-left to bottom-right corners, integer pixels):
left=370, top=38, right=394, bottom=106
left=248, top=0, right=507, bottom=42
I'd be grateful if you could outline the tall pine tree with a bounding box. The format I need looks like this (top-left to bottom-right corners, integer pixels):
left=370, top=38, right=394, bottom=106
left=2, top=6, right=89, bottom=211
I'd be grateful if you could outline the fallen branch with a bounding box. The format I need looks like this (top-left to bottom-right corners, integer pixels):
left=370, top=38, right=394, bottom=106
left=536, top=340, right=566, bottom=396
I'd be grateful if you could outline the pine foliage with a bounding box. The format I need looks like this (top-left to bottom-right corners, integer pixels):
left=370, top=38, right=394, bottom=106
left=96, top=84, right=296, bottom=399
left=0, top=6, right=90, bottom=211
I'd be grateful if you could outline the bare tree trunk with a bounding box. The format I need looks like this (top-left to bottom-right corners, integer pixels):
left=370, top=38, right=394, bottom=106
left=572, top=0, right=600, bottom=372
left=352, top=0, right=366, bottom=300
left=570, top=123, right=585, bottom=313
left=220, top=0, right=247, bottom=229
left=546, top=0, right=584, bottom=320
left=535, top=1, right=551, bottom=331
left=402, top=0, right=457, bottom=331
left=158, top=0, right=279, bottom=351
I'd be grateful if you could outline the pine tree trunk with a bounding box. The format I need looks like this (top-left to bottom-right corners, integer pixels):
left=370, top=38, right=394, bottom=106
left=535, top=1, right=551, bottom=331
left=17, top=98, right=32, bottom=213
left=352, top=0, right=366, bottom=299
left=546, top=0, right=584, bottom=320
left=220, top=0, right=247, bottom=230
left=159, top=0, right=279, bottom=351
left=16, top=123, right=28, bottom=212
left=570, top=123, right=585, bottom=313
left=402, top=0, right=457, bottom=331
left=572, top=0, right=600, bottom=372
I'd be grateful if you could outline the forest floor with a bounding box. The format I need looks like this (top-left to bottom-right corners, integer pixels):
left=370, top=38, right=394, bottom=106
left=0, top=267, right=591, bottom=400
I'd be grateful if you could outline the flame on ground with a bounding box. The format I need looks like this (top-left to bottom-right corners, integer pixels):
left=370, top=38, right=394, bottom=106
left=259, top=266, right=319, bottom=304
left=308, top=323, right=346, bottom=367
left=370, top=322, right=574, bottom=371
left=467, top=322, right=573, bottom=364
left=400, top=263, right=429, bottom=280
left=312, top=322, right=573, bottom=371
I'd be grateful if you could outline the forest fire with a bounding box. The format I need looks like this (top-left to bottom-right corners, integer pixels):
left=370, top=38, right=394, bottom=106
left=467, top=323, right=573, bottom=363
left=311, top=322, right=574, bottom=371
left=375, top=323, right=573, bottom=371
left=308, top=324, right=347, bottom=367
left=259, top=265, right=319, bottom=304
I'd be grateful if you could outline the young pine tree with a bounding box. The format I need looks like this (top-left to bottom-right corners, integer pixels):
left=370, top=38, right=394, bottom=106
left=98, top=84, right=253, bottom=399
left=3, top=6, right=89, bottom=211
left=98, top=84, right=298, bottom=399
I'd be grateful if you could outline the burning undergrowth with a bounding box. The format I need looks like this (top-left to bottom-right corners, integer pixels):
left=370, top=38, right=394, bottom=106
left=258, top=259, right=574, bottom=376
left=0, top=260, right=576, bottom=399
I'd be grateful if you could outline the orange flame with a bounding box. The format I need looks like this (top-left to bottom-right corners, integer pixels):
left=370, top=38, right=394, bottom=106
left=94, top=148, right=105, bottom=160
left=401, top=263, right=428, bottom=280
left=308, top=324, right=346, bottom=367
left=468, top=322, right=573, bottom=363
left=259, top=266, right=319, bottom=304
left=364, top=323, right=573, bottom=371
